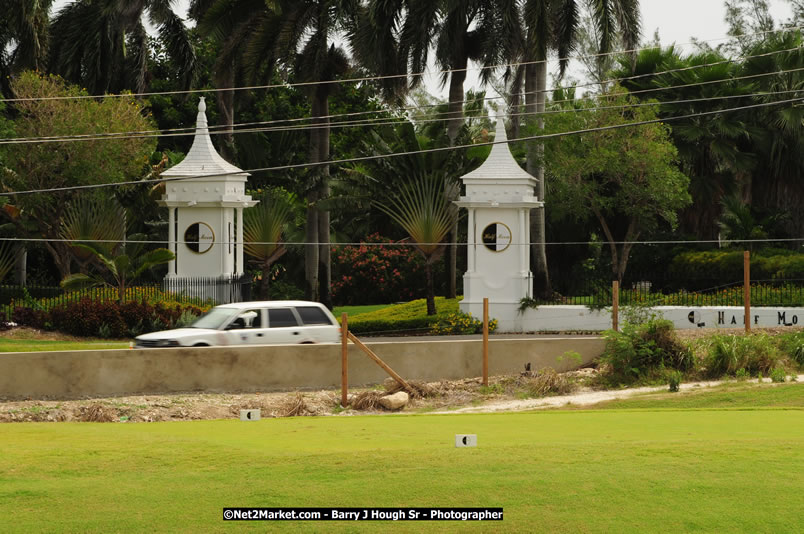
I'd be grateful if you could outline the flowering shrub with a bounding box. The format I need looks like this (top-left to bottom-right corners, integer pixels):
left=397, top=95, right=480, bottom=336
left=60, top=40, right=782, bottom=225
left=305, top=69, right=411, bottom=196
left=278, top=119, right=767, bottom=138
left=430, top=312, right=498, bottom=335
left=331, top=234, right=428, bottom=305
left=13, top=298, right=205, bottom=338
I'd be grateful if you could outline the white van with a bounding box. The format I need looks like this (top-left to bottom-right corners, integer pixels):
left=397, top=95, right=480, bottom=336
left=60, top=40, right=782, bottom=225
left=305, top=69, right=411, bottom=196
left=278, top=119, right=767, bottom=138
left=134, top=301, right=340, bottom=348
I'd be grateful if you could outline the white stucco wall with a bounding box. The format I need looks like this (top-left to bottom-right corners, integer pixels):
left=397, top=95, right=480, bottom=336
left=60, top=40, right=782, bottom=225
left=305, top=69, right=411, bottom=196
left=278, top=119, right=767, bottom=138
left=460, top=303, right=804, bottom=332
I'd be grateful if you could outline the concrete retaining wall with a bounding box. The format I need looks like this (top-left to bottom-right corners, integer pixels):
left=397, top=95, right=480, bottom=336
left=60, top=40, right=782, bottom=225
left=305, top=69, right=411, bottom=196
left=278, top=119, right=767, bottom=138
left=0, top=337, right=603, bottom=400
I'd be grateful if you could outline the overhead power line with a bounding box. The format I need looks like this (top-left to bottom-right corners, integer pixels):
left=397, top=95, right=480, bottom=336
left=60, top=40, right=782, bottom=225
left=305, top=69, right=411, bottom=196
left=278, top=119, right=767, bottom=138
left=2, top=95, right=801, bottom=197
left=2, top=236, right=804, bottom=247
left=2, top=24, right=802, bottom=103
left=2, top=86, right=802, bottom=146
left=3, top=55, right=804, bottom=146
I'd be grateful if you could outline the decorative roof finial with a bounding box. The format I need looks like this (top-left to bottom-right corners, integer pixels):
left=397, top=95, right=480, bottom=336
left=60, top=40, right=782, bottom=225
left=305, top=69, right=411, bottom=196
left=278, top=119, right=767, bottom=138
left=198, top=96, right=206, bottom=113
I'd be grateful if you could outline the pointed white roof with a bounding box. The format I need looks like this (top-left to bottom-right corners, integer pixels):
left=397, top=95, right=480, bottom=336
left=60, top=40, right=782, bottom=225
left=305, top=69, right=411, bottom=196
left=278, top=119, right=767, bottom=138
left=161, top=97, right=248, bottom=178
left=460, top=118, right=536, bottom=184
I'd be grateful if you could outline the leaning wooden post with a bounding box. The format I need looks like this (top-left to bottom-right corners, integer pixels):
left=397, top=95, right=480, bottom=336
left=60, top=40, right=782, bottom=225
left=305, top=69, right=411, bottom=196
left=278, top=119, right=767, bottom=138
left=482, top=297, right=489, bottom=386
left=744, top=251, right=751, bottom=333
left=341, top=313, right=348, bottom=407
left=612, top=280, right=620, bottom=332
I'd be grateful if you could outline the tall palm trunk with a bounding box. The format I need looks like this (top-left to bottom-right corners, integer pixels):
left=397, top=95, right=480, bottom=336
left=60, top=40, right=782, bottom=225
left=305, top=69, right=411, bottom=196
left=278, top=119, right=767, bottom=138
left=306, top=87, right=330, bottom=302
left=424, top=259, right=436, bottom=316
left=444, top=57, right=467, bottom=300
left=526, top=60, right=551, bottom=298
left=316, top=95, right=332, bottom=309
left=14, top=247, right=26, bottom=286
left=216, top=70, right=236, bottom=161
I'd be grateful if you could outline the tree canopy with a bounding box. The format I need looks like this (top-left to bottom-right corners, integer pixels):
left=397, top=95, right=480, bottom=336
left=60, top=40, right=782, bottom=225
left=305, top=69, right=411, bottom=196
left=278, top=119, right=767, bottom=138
left=543, top=87, right=691, bottom=282
left=0, top=72, right=157, bottom=278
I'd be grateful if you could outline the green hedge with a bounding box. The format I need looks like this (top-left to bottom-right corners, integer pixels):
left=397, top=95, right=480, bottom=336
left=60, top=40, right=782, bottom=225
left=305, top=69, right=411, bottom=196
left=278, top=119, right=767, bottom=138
left=342, top=298, right=461, bottom=335
left=670, top=250, right=804, bottom=282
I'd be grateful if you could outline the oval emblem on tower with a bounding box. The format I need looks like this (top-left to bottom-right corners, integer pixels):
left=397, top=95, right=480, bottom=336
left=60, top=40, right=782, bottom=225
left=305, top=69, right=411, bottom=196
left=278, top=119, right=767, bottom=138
left=184, top=222, right=215, bottom=254
left=482, top=222, right=512, bottom=252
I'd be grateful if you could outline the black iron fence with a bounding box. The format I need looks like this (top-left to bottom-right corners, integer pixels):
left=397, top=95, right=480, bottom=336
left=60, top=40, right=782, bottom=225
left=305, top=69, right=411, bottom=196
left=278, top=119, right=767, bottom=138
left=535, top=273, right=804, bottom=308
left=0, top=275, right=252, bottom=315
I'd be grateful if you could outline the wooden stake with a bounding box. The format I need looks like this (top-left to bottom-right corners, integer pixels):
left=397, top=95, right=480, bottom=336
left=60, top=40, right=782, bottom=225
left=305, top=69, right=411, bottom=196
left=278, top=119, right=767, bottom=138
left=482, top=297, right=489, bottom=386
left=612, top=280, right=619, bottom=332
left=341, top=313, right=348, bottom=406
left=744, top=250, right=751, bottom=333
left=347, top=332, right=414, bottom=394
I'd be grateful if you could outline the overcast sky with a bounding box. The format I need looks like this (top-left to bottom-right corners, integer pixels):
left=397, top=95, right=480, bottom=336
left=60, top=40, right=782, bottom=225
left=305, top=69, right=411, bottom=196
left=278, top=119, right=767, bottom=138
left=50, top=0, right=796, bottom=99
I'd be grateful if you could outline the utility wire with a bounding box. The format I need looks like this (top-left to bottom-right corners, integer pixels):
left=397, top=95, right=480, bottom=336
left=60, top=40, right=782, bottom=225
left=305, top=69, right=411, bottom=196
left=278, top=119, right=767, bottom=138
left=3, top=64, right=804, bottom=146
left=2, top=25, right=802, bottom=103
left=2, top=236, right=804, bottom=247
left=1, top=95, right=801, bottom=197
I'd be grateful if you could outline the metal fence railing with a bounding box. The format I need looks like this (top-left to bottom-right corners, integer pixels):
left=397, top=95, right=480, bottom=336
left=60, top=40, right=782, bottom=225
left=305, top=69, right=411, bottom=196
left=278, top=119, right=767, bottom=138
left=0, top=275, right=252, bottom=316
left=530, top=274, right=804, bottom=308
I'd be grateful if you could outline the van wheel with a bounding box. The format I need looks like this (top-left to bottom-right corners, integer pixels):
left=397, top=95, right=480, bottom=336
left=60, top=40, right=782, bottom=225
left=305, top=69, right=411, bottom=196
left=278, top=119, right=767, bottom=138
left=193, top=343, right=209, bottom=347
left=300, top=341, right=315, bottom=345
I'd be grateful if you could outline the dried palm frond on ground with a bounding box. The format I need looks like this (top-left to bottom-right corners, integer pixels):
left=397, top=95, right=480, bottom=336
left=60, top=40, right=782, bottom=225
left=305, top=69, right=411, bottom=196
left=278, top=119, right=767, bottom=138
left=278, top=393, right=310, bottom=417
left=350, top=391, right=384, bottom=410
left=76, top=403, right=116, bottom=423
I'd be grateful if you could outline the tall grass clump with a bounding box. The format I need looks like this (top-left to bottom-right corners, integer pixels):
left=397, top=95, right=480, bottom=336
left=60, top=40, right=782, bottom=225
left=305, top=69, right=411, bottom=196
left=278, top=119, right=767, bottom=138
left=777, top=331, right=804, bottom=368
left=600, top=319, right=693, bottom=384
left=703, top=334, right=787, bottom=377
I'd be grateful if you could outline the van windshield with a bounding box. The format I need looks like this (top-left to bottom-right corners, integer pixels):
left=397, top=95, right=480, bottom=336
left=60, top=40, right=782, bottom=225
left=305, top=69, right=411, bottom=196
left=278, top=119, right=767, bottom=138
left=189, top=307, right=238, bottom=330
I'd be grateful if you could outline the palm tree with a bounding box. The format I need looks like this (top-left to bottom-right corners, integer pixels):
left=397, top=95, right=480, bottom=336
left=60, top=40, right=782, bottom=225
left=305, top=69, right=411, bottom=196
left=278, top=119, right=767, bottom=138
left=49, top=0, right=195, bottom=95
left=613, top=46, right=755, bottom=239
left=0, top=241, right=16, bottom=284
left=508, top=0, right=641, bottom=292
left=59, top=194, right=127, bottom=272
left=59, top=198, right=174, bottom=302
left=0, top=0, right=53, bottom=97
left=374, top=171, right=456, bottom=316
left=243, top=193, right=293, bottom=300
left=353, top=0, right=505, bottom=300
left=193, top=0, right=356, bottom=308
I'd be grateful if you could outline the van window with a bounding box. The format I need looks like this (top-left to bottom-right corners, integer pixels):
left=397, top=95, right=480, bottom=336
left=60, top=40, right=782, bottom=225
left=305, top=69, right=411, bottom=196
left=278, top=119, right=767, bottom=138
left=268, top=308, right=299, bottom=328
left=296, top=306, right=334, bottom=325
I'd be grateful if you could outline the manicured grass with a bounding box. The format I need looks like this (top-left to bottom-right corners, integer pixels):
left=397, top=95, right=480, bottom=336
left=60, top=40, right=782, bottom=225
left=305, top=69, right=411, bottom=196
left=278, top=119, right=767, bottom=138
left=0, top=338, right=129, bottom=352
left=332, top=303, right=392, bottom=318
left=2, top=388, right=804, bottom=533
left=587, top=380, right=804, bottom=410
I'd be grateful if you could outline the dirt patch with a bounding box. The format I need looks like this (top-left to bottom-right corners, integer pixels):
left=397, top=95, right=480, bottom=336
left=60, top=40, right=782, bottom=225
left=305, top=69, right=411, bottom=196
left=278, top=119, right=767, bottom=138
left=0, top=368, right=603, bottom=422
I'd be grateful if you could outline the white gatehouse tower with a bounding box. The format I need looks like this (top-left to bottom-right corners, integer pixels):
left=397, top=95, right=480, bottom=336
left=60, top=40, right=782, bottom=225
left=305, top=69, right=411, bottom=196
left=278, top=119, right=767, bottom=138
left=454, top=119, right=543, bottom=331
left=158, top=98, right=257, bottom=299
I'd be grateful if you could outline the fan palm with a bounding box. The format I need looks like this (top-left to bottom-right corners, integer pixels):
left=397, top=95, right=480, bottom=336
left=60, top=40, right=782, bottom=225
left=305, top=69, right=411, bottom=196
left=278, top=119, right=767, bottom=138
left=49, top=0, right=195, bottom=95
left=374, top=171, right=456, bottom=316
left=59, top=194, right=127, bottom=270
left=353, top=0, right=507, bottom=299
left=243, top=193, right=293, bottom=300
left=59, top=197, right=173, bottom=301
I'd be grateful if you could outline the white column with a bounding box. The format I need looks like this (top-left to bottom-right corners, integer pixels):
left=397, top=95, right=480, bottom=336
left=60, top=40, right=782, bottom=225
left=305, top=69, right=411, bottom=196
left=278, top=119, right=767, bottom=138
left=167, top=206, right=175, bottom=277
left=236, top=207, right=244, bottom=275
left=467, top=208, right=475, bottom=273
left=518, top=208, right=527, bottom=274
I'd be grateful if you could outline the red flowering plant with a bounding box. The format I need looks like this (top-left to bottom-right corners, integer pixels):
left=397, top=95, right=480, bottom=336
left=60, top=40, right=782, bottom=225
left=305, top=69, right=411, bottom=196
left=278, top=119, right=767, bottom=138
left=331, top=234, right=428, bottom=305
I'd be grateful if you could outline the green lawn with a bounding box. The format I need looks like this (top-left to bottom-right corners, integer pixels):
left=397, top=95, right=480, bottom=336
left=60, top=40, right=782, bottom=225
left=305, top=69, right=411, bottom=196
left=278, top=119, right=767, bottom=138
left=0, top=338, right=129, bottom=352
left=332, top=303, right=393, bottom=317
left=2, top=384, right=804, bottom=533
left=586, top=380, right=804, bottom=410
